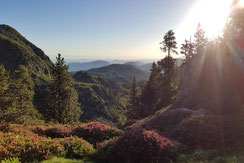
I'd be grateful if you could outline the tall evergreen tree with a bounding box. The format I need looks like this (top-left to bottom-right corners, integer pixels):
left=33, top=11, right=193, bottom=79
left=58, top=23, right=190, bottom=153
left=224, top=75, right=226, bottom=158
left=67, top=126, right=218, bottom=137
left=140, top=62, right=161, bottom=117
left=160, top=30, right=178, bottom=58
left=194, top=23, right=207, bottom=54
left=47, top=54, right=82, bottom=124
left=158, top=30, right=178, bottom=107
left=127, top=77, right=139, bottom=119
left=0, top=64, right=10, bottom=119
left=181, top=39, right=194, bottom=63
left=7, top=65, right=41, bottom=124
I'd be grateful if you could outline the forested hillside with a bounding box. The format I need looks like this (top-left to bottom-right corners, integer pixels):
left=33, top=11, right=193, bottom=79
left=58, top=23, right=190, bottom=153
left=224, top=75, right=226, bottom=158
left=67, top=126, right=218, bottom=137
left=1, top=0, right=244, bottom=162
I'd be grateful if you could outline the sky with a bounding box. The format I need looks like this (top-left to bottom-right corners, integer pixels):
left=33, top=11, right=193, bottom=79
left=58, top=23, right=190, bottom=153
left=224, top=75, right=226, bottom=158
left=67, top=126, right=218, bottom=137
left=1, top=0, right=227, bottom=60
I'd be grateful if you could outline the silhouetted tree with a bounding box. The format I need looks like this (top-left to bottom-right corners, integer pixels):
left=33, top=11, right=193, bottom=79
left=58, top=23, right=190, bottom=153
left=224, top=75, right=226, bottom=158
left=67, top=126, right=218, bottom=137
left=47, top=54, right=82, bottom=124
left=194, top=23, right=207, bottom=54
left=157, top=30, right=179, bottom=107
left=160, top=30, right=178, bottom=58
left=181, top=39, right=194, bottom=63
left=140, top=62, right=161, bottom=117
left=127, top=77, right=139, bottom=119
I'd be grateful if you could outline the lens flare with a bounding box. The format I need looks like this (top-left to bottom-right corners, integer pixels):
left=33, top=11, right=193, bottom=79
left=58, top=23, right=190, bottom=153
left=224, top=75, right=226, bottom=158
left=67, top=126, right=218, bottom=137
left=178, top=0, right=232, bottom=40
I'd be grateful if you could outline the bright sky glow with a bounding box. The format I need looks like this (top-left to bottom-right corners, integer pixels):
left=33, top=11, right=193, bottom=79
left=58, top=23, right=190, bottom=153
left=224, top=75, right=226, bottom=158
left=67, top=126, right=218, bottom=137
left=177, top=0, right=232, bottom=43
left=1, top=0, right=234, bottom=60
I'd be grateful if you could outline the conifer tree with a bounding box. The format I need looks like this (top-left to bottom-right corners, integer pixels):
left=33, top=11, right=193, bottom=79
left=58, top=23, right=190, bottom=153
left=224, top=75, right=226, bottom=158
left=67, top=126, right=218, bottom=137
left=140, top=62, right=161, bottom=116
left=194, top=23, right=207, bottom=54
left=47, top=54, right=82, bottom=124
left=0, top=64, right=10, bottom=119
left=158, top=30, right=178, bottom=107
left=160, top=30, right=178, bottom=58
left=181, top=39, right=194, bottom=63
left=7, top=65, right=41, bottom=124
left=127, top=77, right=139, bottom=119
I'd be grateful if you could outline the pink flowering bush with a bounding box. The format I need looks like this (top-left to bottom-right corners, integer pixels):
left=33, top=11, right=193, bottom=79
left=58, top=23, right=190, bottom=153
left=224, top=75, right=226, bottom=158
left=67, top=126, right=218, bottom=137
left=0, top=131, right=64, bottom=162
left=72, top=122, right=122, bottom=145
left=55, top=136, right=95, bottom=159
left=172, top=115, right=223, bottom=149
left=28, top=126, right=46, bottom=136
left=97, top=128, right=180, bottom=163
left=45, top=125, right=72, bottom=138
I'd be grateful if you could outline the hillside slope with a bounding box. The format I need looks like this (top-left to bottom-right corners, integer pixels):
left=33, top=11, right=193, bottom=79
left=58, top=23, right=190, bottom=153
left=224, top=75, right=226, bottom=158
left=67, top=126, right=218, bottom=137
left=68, top=60, right=110, bottom=71
left=0, top=24, right=53, bottom=78
left=87, top=64, right=149, bottom=83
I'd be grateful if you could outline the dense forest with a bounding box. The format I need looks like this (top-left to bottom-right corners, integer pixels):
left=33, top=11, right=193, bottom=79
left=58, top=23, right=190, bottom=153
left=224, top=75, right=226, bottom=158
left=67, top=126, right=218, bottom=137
left=0, top=0, right=244, bottom=162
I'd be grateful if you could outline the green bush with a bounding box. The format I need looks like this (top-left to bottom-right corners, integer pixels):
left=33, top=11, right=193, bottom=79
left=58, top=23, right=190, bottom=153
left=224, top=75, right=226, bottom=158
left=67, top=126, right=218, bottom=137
left=55, top=136, right=95, bottom=159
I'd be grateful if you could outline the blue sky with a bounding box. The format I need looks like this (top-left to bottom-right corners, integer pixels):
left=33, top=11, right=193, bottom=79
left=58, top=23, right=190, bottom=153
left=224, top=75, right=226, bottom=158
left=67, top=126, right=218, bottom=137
left=2, top=0, right=198, bottom=60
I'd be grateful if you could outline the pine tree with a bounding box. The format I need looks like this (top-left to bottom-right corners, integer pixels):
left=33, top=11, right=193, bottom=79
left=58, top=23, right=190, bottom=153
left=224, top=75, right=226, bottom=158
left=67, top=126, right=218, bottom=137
left=158, top=30, right=178, bottom=107
left=127, top=77, right=139, bottom=119
left=194, top=23, right=207, bottom=54
left=47, top=54, right=82, bottom=124
left=140, top=62, right=161, bottom=116
left=0, top=64, right=10, bottom=119
left=160, top=30, right=178, bottom=58
left=181, top=39, right=194, bottom=63
left=7, top=65, right=41, bottom=124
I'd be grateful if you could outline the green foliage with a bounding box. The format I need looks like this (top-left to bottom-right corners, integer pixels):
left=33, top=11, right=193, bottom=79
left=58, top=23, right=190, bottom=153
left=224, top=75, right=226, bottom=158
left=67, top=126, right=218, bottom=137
left=1, top=65, right=42, bottom=125
left=41, top=157, right=90, bottom=163
left=87, top=64, right=148, bottom=83
left=176, top=149, right=244, bottom=163
left=0, top=25, right=52, bottom=77
left=47, top=54, right=82, bottom=124
left=140, top=62, right=161, bottom=117
left=55, top=136, right=95, bottom=159
left=0, top=65, right=10, bottom=119
left=72, top=122, right=123, bottom=145
left=127, top=77, right=140, bottom=119
left=1, top=157, right=20, bottom=163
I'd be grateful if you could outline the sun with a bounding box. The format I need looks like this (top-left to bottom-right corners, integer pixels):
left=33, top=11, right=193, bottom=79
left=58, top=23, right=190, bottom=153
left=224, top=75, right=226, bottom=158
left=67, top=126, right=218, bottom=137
left=178, top=0, right=232, bottom=40
left=194, top=0, right=232, bottom=38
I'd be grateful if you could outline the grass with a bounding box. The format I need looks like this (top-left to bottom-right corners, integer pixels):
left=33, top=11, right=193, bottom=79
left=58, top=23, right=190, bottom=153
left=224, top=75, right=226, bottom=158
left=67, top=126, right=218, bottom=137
left=41, top=157, right=96, bottom=163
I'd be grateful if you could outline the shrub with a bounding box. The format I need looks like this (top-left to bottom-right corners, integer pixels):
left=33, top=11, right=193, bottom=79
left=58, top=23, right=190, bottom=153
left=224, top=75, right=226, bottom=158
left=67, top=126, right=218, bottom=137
left=172, top=115, right=223, bottom=149
left=45, top=125, right=72, bottom=138
left=0, top=131, right=65, bottom=162
left=0, top=124, right=37, bottom=137
left=55, top=136, right=94, bottom=159
left=28, top=126, right=46, bottom=136
left=72, top=122, right=122, bottom=145
left=97, top=128, right=180, bottom=163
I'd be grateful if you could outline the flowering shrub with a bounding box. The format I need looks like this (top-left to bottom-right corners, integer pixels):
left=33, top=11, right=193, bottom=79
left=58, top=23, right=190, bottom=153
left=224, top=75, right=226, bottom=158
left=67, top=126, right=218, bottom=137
left=55, top=136, right=94, bottom=159
left=28, top=126, right=46, bottom=136
left=0, top=124, right=67, bottom=163
left=0, top=124, right=38, bottom=137
left=97, top=128, right=180, bottom=163
left=45, top=125, right=72, bottom=138
left=172, top=115, right=223, bottom=149
left=72, top=122, right=122, bottom=145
